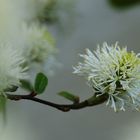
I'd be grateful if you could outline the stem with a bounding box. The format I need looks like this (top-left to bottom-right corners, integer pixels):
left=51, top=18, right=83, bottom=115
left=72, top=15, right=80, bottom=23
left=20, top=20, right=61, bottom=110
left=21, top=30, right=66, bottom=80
left=6, top=93, right=108, bottom=112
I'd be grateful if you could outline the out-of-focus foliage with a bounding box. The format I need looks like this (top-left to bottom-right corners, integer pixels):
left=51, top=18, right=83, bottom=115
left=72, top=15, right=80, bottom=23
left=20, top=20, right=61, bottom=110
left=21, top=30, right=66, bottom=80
left=38, top=0, right=77, bottom=23
left=0, top=96, right=7, bottom=122
left=20, top=80, right=33, bottom=92
left=108, top=0, right=140, bottom=9
left=38, top=0, right=78, bottom=35
left=38, top=0, right=58, bottom=23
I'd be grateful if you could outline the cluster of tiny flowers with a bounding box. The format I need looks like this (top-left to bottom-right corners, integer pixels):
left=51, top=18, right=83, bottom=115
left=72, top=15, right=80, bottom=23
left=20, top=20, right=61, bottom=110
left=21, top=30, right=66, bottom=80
left=22, top=22, right=57, bottom=63
left=0, top=43, right=27, bottom=94
left=73, top=42, right=140, bottom=111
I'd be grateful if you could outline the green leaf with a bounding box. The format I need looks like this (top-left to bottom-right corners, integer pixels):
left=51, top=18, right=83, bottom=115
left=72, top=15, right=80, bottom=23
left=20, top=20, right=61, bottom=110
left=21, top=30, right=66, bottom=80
left=20, top=80, right=33, bottom=92
left=34, top=73, right=48, bottom=94
left=58, top=91, right=79, bottom=103
left=0, top=95, right=7, bottom=123
left=4, top=86, right=18, bottom=92
left=109, top=0, right=140, bottom=9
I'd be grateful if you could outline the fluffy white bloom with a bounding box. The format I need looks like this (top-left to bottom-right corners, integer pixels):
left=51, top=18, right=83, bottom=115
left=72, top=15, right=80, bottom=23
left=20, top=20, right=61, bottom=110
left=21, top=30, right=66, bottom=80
left=0, top=43, right=27, bottom=94
left=73, top=42, right=140, bottom=111
left=21, top=22, right=57, bottom=63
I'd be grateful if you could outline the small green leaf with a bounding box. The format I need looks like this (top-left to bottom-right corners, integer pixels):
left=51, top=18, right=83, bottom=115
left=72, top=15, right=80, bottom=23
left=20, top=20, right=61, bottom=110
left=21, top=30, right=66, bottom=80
left=34, top=73, right=48, bottom=94
left=58, top=91, right=79, bottom=103
left=4, top=86, right=18, bottom=92
left=20, top=80, right=33, bottom=92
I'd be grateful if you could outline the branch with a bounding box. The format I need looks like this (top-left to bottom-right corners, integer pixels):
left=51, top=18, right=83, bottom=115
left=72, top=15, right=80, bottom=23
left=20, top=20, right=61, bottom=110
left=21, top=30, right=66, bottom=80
left=6, top=93, right=108, bottom=112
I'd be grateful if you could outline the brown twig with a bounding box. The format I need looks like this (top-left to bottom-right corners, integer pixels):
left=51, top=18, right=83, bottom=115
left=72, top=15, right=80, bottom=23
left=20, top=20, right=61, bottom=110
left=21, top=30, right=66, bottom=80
left=6, top=93, right=108, bottom=112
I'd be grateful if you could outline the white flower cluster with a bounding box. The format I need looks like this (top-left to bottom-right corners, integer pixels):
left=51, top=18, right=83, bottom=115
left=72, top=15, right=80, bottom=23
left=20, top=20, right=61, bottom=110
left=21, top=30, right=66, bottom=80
left=0, top=0, right=58, bottom=76
left=0, top=43, right=27, bottom=94
left=0, top=0, right=58, bottom=94
left=73, top=42, right=140, bottom=111
left=22, top=22, right=56, bottom=63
